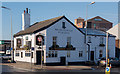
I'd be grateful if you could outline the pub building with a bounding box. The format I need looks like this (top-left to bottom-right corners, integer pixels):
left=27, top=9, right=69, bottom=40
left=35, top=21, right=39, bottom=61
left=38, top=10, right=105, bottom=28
left=14, top=9, right=115, bottom=65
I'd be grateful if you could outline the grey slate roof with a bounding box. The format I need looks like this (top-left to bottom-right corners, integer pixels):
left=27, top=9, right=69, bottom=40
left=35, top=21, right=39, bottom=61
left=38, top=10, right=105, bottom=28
left=14, top=15, right=115, bottom=37
left=79, top=28, right=115, bottom=37
left=14, top=16, right=65, bottom=37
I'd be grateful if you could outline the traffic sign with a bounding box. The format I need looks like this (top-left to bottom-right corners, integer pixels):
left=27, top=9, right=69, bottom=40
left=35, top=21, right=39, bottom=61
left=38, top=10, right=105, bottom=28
left=105, top=67, right=110, bottom=74
left=106, top=67, right=110, bottom=72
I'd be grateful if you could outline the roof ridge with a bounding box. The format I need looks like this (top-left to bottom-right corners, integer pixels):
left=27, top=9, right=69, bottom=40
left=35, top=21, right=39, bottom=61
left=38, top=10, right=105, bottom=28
left=14, top=16, right=65, bottom=37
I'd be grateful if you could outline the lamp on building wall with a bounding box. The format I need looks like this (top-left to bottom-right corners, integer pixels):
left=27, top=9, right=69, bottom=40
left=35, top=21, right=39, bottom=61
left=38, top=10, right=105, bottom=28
left=85, top=2, right=95, bottom=61
left=1, top=6, right=14, bottom=62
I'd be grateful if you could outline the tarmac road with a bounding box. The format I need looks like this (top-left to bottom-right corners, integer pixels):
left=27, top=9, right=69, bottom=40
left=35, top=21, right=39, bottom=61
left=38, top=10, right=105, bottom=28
left=1, top=65, right=31, bottom=72
left=1, top=64, right=120, bottom=74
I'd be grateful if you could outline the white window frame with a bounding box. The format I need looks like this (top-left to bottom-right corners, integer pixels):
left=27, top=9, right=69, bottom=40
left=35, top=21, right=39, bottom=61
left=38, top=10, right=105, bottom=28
left=79, top=51, right=83, bottom=57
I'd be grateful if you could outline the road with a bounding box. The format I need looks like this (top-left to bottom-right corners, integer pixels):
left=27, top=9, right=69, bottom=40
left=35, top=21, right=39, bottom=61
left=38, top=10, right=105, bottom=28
left=1, top=65, right=120, bottom=74
left=1, top=65, right=31, bottom=72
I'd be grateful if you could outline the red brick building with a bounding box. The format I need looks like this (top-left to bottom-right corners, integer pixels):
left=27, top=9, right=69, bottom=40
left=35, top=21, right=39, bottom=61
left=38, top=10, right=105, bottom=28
left=75, top=16, right=113, bottom=31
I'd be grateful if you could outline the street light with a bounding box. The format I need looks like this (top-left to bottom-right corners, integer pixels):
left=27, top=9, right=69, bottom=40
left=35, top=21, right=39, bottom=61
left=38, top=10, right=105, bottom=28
left=1, top=6, right=14, bottom=62
left=85, top=2, right=95, bottom=61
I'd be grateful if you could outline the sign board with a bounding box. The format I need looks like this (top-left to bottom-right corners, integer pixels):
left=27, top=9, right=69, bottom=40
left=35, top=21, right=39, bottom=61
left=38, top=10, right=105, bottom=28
left=0, top=41, right=4, bottom=44
left=36, top=35, right=44, bottom=46
left=6, top=50, right=11, bottom=54
left=37, top=36, right=42, bottom=42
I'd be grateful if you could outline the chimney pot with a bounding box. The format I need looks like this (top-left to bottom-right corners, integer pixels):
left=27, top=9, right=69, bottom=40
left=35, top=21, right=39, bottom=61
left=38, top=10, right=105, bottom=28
left=26, top=8, right=28, bottom=13
left=24, top=10, right=25, bottom=13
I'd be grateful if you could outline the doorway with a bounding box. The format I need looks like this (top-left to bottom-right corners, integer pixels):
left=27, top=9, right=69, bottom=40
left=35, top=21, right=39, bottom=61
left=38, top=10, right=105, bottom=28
left=91, top=51, right=94, bottom=61
left=36, top=51, right=44, bottom=65
left=60, top=57, right=66, bottom=65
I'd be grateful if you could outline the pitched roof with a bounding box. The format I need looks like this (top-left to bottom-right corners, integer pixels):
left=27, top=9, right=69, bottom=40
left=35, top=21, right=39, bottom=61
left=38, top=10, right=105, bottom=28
left=14, top=16, right=85, bottom=37
left=79, top=28, right=115, bottom=37
left=14, top=16, right=65, bottom=37
left=87, top=16, right=112, bottom=24
left=107, top=24, right=120, bottom=39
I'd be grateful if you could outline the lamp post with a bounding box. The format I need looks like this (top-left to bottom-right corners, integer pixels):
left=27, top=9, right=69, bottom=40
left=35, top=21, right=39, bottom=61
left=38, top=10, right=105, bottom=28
left=85, top=2, right=95, bottom=61
left=1, top=6, right=14, bottom=62
left=106, top=32, right=108, bottom=68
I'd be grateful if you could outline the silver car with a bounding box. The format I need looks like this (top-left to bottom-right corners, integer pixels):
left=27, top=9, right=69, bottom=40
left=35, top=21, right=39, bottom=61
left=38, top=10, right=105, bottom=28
left=98, top=57, right=120, bottom=67
left=0, top=53, right=11, bottom=60
left=98, top=58, right=106, bottom=67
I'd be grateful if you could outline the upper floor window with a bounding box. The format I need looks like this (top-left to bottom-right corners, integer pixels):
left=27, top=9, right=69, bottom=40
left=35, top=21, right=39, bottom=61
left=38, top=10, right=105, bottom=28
left=53, top=36, right=57, bottom=43
left=94, top=18, right=102, bottom=21
left=100, top=37, right=104, bottom=44
left=94, top=24, right=96, bottom=29
left=67, top=37, right=71, bottom=45
left=26, top=41, right=31, bottom=50
left=99, top=50, right=102, bottom=58
left=26, top=36, right=28, bottom=40
left=53, top=36, right=57, bottom=46
left=62, top=22, right=66, bottom=29
left=88, top=36, right=91, bottom=43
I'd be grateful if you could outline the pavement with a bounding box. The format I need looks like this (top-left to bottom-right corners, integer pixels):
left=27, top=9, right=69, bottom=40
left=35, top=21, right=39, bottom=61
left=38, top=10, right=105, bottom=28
left=0, top=61, right=92, bottom=71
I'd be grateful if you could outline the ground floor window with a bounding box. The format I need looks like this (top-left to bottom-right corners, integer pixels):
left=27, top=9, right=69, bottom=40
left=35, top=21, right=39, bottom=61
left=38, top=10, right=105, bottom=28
left=55, top=51, right=57, bottom=57
left=25, top=53, right=31, bottom=57
left=79, top=51, right=83, bottom=57
left=48, top=51, right=51, bottom=57
left=99, top=50, right=102, bottom=58
left=67, top=51, right=70, bottom=57
left=15, top=52, right=19, bottom=56
left=48, top=51, right=57, bottom=58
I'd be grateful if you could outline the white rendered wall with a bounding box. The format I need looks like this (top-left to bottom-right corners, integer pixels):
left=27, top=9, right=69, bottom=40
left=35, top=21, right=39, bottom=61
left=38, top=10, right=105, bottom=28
left=14, top=50, right=35, bottom=63
left=46, top=18, right=86, bottom=63
left=14, top=17, right=115, bottom=64
left=87, top=35, right=115, bottom=63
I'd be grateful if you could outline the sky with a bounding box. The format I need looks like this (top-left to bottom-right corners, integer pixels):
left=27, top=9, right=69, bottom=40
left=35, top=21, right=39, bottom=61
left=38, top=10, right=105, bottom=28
left=1, top=2, right=118, bottom=40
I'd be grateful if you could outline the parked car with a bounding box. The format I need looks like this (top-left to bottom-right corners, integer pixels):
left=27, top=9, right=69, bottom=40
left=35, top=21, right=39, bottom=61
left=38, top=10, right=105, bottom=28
left=98, top=57, right=106, bottom=67
left=0, top=53, right=11, bottom=60
left=109, top=58, right=120, bottom=67
left=98, top=57, right=120, bottom=67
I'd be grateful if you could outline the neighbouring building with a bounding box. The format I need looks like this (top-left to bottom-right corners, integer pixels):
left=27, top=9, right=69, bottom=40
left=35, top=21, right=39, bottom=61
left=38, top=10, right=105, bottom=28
left=75, top=16, right=113, bottom=32
left=13, top=10, right=115, bottom=65
left=0, top=40, right=12, bottom=54
left=107, top=24, right=120, bottom=59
